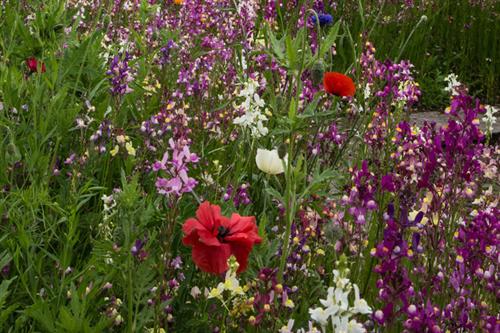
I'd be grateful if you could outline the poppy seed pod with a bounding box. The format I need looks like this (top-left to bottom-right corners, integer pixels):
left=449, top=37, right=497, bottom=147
left=277, top=143, right=288, bottom=159
left=311, top=61, right=325, bottom=86
left=324, top=224, right=344, bottom=242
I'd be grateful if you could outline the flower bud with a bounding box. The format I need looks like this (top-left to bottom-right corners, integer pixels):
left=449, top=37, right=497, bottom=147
left=277, top=143, right=288, bottom=159
left=311, top=60, right=325, bottom=86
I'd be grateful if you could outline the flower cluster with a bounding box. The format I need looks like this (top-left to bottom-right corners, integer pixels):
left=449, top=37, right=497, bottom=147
left=370, top=204, right=417, bottom=327
left=309, top=268, right=372, bottom=332
left=443, top=73, right=462, bottom=96
left=445, top=208, right=499, bottom=331
left=482, top=105, right=498, bottom=135
left=99, top=192, right=117, bottom=239
left=309, top=121, right=345, bottom=157
left=146, top=256, right=186, bottom=326
left=110, top=133, right=136, bottom=157
left=4, top=1, right=499, bottom=332
left=360, top=43, right=421, bottom=150
left=207, top=256, right=245, bottom=300
left=140, top=101, right=192, bottom=152
left=107, top=52, right=135, bottom=96
left=223, top=183, right=252, bottom=208
left=90, top=119, right=114, bottom=154
left=342, top=161, right=378, bottom=226
left=233, top=78, right=270, bottom=138
left=153, top=138, right=199, bottom=196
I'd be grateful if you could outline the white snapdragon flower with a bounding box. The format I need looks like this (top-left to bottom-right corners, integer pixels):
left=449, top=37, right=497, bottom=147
left=309, top=269, right=372, bottom=333
left=351, top=284, right=372, bottom=314
left=483, top=105, right=498, bottom=134
left=279, top=319, right=295, bottom=333
left=233, top=78, right=270, bottom=138
left=444, top=73, right=461, bottom=96
left=333, top=316, right=366, bottom=333
left=309, top=307, right=333, bottom=327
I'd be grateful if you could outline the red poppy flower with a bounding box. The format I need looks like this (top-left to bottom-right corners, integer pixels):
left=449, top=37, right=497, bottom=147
left=182, top=201, right=262, bottom=275
left=26, top=57, right=46, bottom=73
left=323, top=71, right=355, bottom=97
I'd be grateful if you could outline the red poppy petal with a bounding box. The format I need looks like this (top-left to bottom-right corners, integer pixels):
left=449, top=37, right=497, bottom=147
left=225, top=233, right=262, bottom=244
left=323, top=72, right=337, bottom=94
left=192, top=243, right=231, bottom=275
left=182, top=218, right=203, bottom=235
left=183, top=230, right=220, bottom=247
left=195, top=201, right=223, bottom=232
left=197, top=230, right=220, bottom=246
left=229, top=241, right=253, bottom=273
left=182, top=218, right=220, bottom=247
left=182, top=230, right=200, bottom=247
left=323, top=72, right=356, bottom=97
left=225, top=214, right=255, bottom=233
left=339, top=77, right=355, bottom=96
left=182, top=218, right=204, bottom=246
left=225, top=214, right=262, bottom=244
left=26, top=58, right=38, bottom=72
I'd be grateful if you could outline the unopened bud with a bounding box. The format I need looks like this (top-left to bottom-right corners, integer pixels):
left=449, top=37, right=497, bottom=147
left=277, top=143, right=288, bottom=159
left=311, top=60, right=325, bottom=86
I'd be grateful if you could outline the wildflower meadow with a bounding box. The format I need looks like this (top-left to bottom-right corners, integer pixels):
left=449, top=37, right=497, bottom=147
left=0, top=0, right=499, bottom=332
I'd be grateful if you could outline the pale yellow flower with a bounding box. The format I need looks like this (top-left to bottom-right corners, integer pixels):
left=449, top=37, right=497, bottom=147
left=110, top=145, right=120, bottom=156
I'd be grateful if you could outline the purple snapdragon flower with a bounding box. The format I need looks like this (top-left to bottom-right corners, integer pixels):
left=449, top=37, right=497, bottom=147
left=154, top=138, right=199, bottom=196
left=107, top=52, right=135, bottom=96
left=131, top=238, right=148, bottom=261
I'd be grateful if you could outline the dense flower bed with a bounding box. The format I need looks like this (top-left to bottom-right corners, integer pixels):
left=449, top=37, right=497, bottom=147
left=0, top=1, right=498, bottom=332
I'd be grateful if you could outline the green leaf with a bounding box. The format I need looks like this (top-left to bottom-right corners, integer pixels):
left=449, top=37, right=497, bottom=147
left=0, top=277, right=16, bottom=311
left=265, top=186, right=284, bottom=203
left=288, top=97, right=297, bottom=121
left=25, top=301, right=57, bottom=332
left=0, top=303, right=19, bottom=324
left=267, top=26, right=284, bottom=61
left=258, top=214, right=268, bottom=243
left=285, top=34, right=296, bottom=69
left=318, top=20, right=341, bottom=59
left=58, top=306, right=79, bottom=331
left=0, top=250, right=12, bottom=271
left=300, top=168, right=339, bottom=200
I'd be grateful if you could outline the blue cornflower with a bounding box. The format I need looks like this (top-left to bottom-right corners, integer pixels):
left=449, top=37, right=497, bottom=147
left=311, top=13, right=333, bottom=27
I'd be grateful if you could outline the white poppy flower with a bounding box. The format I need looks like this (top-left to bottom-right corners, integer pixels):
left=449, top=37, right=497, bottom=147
left=255, top=148, right=287, bottom=175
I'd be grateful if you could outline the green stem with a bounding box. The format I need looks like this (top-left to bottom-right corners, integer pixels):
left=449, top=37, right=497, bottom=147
left=278, top=137, right=295, bottom=283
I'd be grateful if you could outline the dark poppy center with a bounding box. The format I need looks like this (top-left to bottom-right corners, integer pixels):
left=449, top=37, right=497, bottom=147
left=217, top=226, right=230, bottom=241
